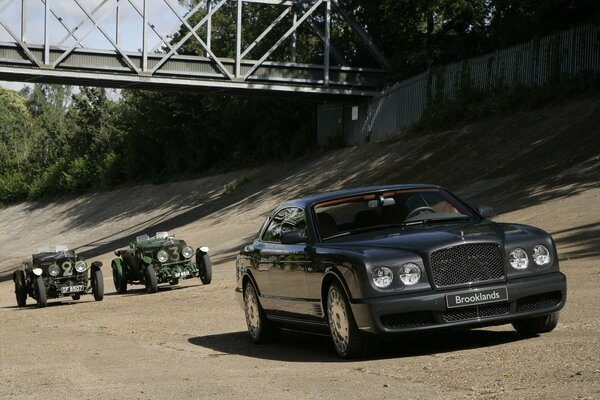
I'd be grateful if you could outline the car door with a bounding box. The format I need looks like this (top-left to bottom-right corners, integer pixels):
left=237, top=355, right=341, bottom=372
left=259, top=207, right=313, bottom=318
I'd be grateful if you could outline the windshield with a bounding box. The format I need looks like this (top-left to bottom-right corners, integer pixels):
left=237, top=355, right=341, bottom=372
left=313, top=188, right=474, bottom=240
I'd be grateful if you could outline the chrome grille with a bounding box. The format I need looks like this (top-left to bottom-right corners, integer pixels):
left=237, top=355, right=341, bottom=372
left=430, top=243, right=504, bottom=287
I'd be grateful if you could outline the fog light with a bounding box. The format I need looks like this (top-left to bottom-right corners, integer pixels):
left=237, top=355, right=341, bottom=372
left=182, top=246, right=194, bottom=259
left=75, top=261, right=87, bottom=273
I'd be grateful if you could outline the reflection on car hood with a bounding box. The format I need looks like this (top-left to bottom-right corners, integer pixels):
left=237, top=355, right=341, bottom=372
left=320, top=221, right=537, bottom=253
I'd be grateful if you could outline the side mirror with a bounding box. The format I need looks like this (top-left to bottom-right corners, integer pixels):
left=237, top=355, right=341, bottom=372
left=477, top=205, right=496, bottom=219
left=280, top=231, right=307, bottom=245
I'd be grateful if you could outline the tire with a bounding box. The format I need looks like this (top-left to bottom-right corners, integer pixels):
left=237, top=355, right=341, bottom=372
left=14, top=270, right=27, bottom=307
left=197, top=252, right=212, bottom=285
left=243, top=281, right=276, bottom=343
left=512, top=312, right=559, bottom=336
left=112, top=261, right=127, bottom=294
left=144, top=264, right=158, bottom=294
left=92, top=268, right=104, bottom=301
left=327, top=282, right=378, bottom=359
left=34, top=275, right=47, bottom=308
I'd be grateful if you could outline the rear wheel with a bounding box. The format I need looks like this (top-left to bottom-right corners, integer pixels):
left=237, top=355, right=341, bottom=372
left=34, top=275, right=47, bottom=308
left=92, top=268, right=104, bottom=301
left=243, top=282, right=276, bottom=343
left=512, top=313, right=559, bottom=336
left=327, top=282, right=378, bottom=358
left=14, top=270, right=27, bottom=307
left=197, top=252, right=212, bottom=285
left=144, top=264, right=158, bottom=294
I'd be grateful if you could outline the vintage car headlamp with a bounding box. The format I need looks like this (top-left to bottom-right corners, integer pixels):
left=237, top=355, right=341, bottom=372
left=509, top=248, right=529, bottom=270
left=32, top=268, right=43, bottom=276
left=75, top=261, right=87, bottom=273
left=48, top=264, right=60, bottom=277
left=372, top=267, right=393, bottom=288
left=532, top=245, right=551, bottom=266
left=157, top=250, right=169, bottom=263
left=399, top=263, right=421, bottom=286
left=182, top=246, right=194, bottom=259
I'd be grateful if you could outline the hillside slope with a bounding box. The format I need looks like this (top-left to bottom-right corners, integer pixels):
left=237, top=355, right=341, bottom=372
left=1, top=94, right=599, bottom=277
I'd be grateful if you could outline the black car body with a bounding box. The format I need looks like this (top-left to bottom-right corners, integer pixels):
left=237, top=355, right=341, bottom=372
left=236, top=185, right=567, bottom=358
left=111, top=232, right=212, bottom=294
left=12, top=247, right=104, bottom=308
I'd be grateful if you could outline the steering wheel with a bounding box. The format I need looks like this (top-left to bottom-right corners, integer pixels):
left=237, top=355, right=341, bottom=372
left=406, top=206, right=437, bottom=219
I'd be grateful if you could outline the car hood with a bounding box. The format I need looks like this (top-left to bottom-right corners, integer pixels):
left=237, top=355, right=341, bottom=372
left=319, top=220, right=540, bottom=255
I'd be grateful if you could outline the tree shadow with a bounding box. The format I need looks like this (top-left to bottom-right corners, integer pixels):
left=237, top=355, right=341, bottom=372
left=188, top=328, right=528, bottom=362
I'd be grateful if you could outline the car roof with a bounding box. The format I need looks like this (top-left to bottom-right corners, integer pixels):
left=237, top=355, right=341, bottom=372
left=279, top=184, right=443, bottom=209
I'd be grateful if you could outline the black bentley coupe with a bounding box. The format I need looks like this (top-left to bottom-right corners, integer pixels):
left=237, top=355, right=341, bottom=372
left=235, top=185, right=567, bottom=358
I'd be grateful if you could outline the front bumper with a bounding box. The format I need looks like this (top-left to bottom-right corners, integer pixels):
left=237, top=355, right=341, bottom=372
left=351, top=272, right=567, bottom=335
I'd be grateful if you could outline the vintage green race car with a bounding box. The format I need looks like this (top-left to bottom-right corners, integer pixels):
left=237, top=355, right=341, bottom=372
left=12, top=246, right=104, bottom=308
left=111, top=232, right=212, bottom=294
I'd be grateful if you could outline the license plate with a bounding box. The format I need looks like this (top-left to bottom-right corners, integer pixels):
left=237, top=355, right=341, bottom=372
left=174, top=270, right=191, bottom=278
left=61, top=285, right=85, bottom=294
left=446, top=287, right=508, bottom=309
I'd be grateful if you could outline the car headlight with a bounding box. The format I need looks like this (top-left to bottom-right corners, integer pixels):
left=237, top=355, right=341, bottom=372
left=399, top=263, right=421, bottom=285
left=157, top=250, right=169, bottom=263
left=509, top=248, right=529, bottom=270
left=532, top=245, right=550, bottom=266
left=182, top=246, right=194, bottom=259
left=75, top=261, right=87, bottom=273
left=48, top=264, right=60, bottom=277
left=372, top=267, right=393, bottom=288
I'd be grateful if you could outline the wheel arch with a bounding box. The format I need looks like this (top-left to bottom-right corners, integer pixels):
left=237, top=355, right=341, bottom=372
left=321, top=268, right=354, bottom=315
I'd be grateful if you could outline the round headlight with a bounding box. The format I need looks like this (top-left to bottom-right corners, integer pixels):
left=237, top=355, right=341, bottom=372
left=182, top=246, right=194, bottom=259
left=75, top=261, right=87, bottom=273
left=372, top=267, right=393, bottom=288
left=532, top=245, right=550, bottom=266
left=509, top=248, right=529, bottom=270
left=48, top=264, right=60, bottom=277
left=157, top=250, right=169, bottom=263
left=399, top=263, right=421, bottom=286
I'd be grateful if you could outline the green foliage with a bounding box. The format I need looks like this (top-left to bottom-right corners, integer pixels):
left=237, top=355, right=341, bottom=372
left=1, top=1, right=599, bottom=204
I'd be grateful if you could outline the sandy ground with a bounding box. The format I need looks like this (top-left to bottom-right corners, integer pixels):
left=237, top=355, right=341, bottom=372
left=1, top=95, right=600, bottom=399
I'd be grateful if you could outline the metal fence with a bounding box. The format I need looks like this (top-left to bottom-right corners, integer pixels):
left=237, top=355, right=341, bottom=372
left=356, top=23, right=600, bottom=143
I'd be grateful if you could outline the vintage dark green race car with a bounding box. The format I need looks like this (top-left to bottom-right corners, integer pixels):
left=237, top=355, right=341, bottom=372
left=12, top=246, right=104, bottom=308
left=111, top=232, right=212, bottom=294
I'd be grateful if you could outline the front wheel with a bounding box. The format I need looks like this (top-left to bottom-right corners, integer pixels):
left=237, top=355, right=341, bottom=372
left=112, top=261, right=127, bottom=294
left=197, top=252, right=212, bottom=285
left=34, top=275, right=47, bottom=308
left=327, top=282, right=377, bottom=359
left=243, top=282, right=276, bottom=343
left=92, top=268, right=104, bottom=301
left=512, top=312, right=559, bottom=336
left=144, top=264, right=158, bottom=294
left=14, top=270, right=27, bottom=307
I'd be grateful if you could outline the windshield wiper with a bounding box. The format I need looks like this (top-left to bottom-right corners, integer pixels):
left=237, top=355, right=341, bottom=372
left=405, top=215, right=472, bottom=225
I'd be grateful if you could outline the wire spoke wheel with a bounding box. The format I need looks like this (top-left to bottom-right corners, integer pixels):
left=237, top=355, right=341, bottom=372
left=327, top=285, right=350, bottom=354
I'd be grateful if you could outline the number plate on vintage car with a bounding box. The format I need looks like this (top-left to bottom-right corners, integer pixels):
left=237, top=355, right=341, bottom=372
left=174, top=270, right=191, bottom=278
left=446, top=287, right=508, bottom=309
left=60, top=285, right=85, bottom=294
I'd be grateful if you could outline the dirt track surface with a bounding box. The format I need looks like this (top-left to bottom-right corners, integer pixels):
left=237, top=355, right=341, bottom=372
left=1, top=96, right=600, bottom=399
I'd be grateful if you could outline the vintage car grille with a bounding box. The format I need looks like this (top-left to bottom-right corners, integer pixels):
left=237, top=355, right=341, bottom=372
left=430, top=243, right=504, bottom=287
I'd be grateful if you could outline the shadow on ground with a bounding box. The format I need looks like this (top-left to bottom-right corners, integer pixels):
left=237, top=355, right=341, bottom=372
left=188, top=329, right=527, bottom=363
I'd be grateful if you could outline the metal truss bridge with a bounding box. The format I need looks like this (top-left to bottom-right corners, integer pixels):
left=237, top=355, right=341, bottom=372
left=0, top=0, right=390, bottom=96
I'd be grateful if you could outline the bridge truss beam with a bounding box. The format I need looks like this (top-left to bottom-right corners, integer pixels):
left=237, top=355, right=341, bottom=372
left=0, top=0, right=389, bottom=96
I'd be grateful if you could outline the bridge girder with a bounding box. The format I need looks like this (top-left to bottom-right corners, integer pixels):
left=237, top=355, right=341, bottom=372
left=0, top=0, right=389, bottom=96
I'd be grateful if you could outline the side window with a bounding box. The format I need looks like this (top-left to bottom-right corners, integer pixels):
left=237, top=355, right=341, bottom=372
left=262, top=207, right=306, bottom=243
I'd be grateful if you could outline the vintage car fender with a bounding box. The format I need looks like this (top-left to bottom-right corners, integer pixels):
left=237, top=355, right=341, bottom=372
left=140, top=256, right=152, bottom=265
left=111, top=258, right=125, bottom=276
left=91, top=261, right=103, bottom=270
